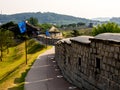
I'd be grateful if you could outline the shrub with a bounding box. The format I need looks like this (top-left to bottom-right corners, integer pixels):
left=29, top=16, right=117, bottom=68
left=92, top=22, right=120, bottom=36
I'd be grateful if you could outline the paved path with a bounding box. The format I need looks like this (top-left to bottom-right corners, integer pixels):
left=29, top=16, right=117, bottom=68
left=24, top=46, right=80, bottom=90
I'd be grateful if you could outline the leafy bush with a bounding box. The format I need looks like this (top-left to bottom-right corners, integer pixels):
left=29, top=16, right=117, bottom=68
left=62, top=31, right=72, bottom=38
left=92, top=22, right=120, bottom=36
left=27, top=39, right=45, bottom=54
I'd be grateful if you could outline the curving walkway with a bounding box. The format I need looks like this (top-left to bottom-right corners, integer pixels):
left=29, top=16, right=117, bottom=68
left=24, top=46, right=80, bottom=90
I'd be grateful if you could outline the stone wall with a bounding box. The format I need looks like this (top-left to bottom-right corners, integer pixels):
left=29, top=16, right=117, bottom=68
left=55, top=33, right=120, bottom=90
left=89, top=39, right=120, bottom=90
left=37, top=36, right=60, bottom=45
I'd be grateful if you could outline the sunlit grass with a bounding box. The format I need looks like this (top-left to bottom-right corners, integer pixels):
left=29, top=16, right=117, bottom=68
left=0, top=39, right=52, bottom=90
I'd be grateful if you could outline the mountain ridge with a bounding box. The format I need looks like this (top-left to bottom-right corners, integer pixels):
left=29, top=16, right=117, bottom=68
left=0, top=12, right=93, bottom=25
left=92, top=17, right=111, bottom=21
left=0, top=12, right=120, bottom=25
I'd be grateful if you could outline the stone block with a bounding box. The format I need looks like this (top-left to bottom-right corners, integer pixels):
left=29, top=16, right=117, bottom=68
left=102, top=64, right=106, bottom=70
left=107, top=65, right=110, bottom=72
left=116, top=61, right=120, bottom=69
left=114, top=53, right=118, bottom=59
left=97, top=49, right=100, bottom=54
left=113, top=83, right=119, bottom=90
left=111, top=46, right=115, bottom=52
left=115, top=69, right=119, bottom=75
left=91, top=42, right=95, bottom=47
left=93, top=48, right=97, bottom=54
left=115, top=46, right=120, bottom=53
left=109, top=81, right=114, bottom=90
left=101, top=51, right=105, bottom=56
left=105, top=52, right=109, bottom=57
left=101, top=70, right=105, bottom=76
left=105, top=72, right=108, bottom=78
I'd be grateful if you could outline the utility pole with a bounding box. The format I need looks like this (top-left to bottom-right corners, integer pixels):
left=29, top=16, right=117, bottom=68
left=25, top=35, right=27, bottom=64
left=18, top=21, right=27, bottom=65
left=25, top=21, right=27, bottom=65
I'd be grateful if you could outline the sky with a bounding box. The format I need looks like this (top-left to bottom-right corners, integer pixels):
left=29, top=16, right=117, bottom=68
left=0, top=0, right=120, bottom=19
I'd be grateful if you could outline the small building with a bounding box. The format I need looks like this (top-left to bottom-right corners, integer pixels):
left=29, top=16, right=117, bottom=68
left=26, top=22, right=41, bottom=37
left=8, top=22, right=41, bottom=37
left=49, top=26, right=63, bottom=39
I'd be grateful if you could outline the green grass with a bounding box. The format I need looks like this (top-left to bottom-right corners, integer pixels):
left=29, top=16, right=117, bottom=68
left=61, top=28, right=93, bottom=38
left=0, top=39, right=52, bottom=90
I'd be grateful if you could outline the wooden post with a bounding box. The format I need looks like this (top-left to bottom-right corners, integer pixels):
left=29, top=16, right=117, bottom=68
left=0, top=45, right=2, bottom=61
left=25, top=37, right=27, bottom=64
left=46, top=35, right=47, bottom=48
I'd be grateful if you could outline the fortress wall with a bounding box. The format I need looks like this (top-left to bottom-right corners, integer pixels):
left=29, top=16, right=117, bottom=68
left=38, top=36, right=60, bottom=45
left=55, top=34, right=120, bottom=90
left=89, top=39, right=120, bottom=90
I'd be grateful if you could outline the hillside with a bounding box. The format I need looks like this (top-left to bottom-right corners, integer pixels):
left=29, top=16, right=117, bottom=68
left=110, top=17, right=120, bottom=24
left=0, top=12, right=92, bottom=25
left=92, top=17, right=111, bottom=21
left=0, top=39, right=51, bottom=90
left=92, top=17, right=120, bottom=25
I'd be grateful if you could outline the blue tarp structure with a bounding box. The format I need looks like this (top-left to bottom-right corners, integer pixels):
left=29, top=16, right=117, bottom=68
left=18, top=21, right=26, bottom=33
left=45, top=30, right=50, bottom=36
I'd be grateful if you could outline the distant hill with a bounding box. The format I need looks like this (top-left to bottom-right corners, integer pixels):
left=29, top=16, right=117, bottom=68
left=92, top=17, right=111, bottom=22
left=110, top=17, right=120, bottom=24
left=92, top=17, right=120, bottom=25
left=0, top=12, right=94, bottom=25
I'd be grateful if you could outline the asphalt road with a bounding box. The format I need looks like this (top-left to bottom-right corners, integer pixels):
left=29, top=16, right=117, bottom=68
left=24, top=46, right=80, bottom=90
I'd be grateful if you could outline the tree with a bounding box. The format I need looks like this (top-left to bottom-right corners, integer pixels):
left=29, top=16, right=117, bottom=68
left=0, top=29, right=6, bottom=61
left=5, top=30, right=14, bottom=54
left=77, top=22, right=85, bottom=26
left=88, top=23, right=93, bottom=28
left=27, top=17, right=38, bottom=26
left=92, top=22, right=120, bottom=36
left=38, top=23, right=52, bottom=33
left=71, top=30, right=80, bottom=37
left=0, top=28, right=14, bottom=61
left=0, top=21, right=15, bottom=29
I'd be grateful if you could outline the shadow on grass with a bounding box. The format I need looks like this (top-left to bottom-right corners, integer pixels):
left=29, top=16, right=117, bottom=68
left=12, top=54, right=23, bottom=61
left=27, top=44, right=45, bottom=54
left=8, top=83, right=24, bottom=90
left=8, top=67, right=30, bottom=90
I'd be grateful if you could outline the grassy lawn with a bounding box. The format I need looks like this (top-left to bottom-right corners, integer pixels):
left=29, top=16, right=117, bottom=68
left=0, top=39, right=52, bottom=90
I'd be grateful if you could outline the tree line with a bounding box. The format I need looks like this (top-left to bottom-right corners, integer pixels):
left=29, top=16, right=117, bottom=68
left=92, top=22, right=120, bottom=36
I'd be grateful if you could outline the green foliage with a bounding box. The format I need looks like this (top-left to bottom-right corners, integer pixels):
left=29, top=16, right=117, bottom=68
left=27, top=39, right=45, bottom=54
left=62, top=31, right=72, bottom=38
left=77, top=22, right=86, bottom=26
left=92, top=22, right=120, bottom=36
left=0, top=21, right=15, bottom=29
left=0, top=29, right=14, bottom=47
left=0, top=21, right=22, bottom=39
left=62, top=28, right=93, bottom=38
left=60, top=22, right=86, bottom=28
left=38, top=23, right=52, bottom=33
left=0, top=28, right=14, bottom=61
left=71, top=30, right=81, bottom=37
left=79, top=28, right=93, bottom=36
left=27, top=17, right=38, bottom=26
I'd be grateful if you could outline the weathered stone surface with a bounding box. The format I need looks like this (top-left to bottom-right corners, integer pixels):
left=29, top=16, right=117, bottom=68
left=55, top=33, right=120, bottom=90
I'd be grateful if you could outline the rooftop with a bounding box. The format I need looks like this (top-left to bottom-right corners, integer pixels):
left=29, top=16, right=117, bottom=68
left=71, top=36, right=94, bottom=44
left=94, top=33, right=120, bottom=42
left=49, top=26, right=60, bottom=32
left=56, top=38, right=72, bottom=44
